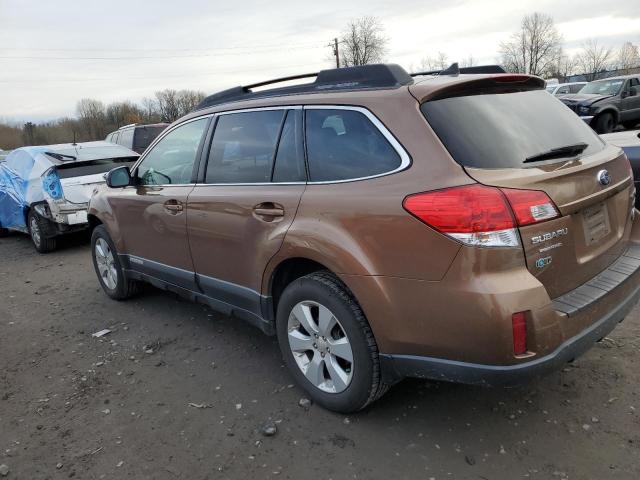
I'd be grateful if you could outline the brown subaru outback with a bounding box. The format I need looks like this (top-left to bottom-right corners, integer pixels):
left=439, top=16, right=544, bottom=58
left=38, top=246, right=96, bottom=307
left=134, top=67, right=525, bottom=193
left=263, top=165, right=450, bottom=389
left=88, top=63, right=640, bottom=413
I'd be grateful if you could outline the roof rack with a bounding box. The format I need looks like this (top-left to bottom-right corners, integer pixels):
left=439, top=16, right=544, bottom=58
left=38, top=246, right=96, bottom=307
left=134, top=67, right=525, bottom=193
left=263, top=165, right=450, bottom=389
left=118, top=123, right=137, bottom=130
left=195, top=64, right=414, bottom=110
left=410, top=63, right=506, bottom=77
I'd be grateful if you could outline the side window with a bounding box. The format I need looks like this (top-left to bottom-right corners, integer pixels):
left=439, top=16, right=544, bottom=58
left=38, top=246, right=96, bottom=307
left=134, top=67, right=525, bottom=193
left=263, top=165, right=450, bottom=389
left=205, top=110, right=284, bottom=184
left=556, top=86, right=569, bottom=95
left=305, top=109, right=402, bottom=182
left=272, top=110, right=305, bottom=182
left=119, top=128, right=134, bottom=149
left=136, top=118, right=208, bottom=185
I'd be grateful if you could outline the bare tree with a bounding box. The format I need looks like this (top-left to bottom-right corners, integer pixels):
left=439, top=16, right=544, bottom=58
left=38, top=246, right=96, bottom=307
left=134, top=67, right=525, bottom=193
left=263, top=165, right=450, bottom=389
left=499, top=12, right=562, bottom=75
left=340, top=16, right=387, bottom=67
left=76, top=98, right=106, bottom=139
left=141, top=97, right=161, bottom=123
left=416, top=52, right=450, bottom=72
left=576, top=39, right=614, bottom=81
left=155, top=89, right=181, bottom=122
left=617, top=41, right=640, bottom=74
left=460, top=55, right=476, bottom=68
left=176, top=90, right=206, bottom=117
left=547, top=49, right=578, bottom=80
left=106, top=101, right=143, bottom=128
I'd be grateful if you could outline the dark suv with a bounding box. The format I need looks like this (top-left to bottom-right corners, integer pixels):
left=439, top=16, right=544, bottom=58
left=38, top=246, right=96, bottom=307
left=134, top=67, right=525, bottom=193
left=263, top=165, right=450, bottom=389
left=560, top=75, right=640, bottom=133
left=106, top=123, right=168, bottom=154
left=88, top=64, right=639, bottom=412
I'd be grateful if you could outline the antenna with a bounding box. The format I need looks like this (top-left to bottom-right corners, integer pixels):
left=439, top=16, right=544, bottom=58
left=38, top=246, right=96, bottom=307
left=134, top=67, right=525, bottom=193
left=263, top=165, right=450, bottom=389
left=440, top=63, right=460, bottom=77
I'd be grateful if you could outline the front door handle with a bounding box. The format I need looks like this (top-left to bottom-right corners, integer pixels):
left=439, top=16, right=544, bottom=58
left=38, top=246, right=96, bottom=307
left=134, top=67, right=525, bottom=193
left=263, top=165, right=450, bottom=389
left=164, top=199, right=184, bottom=214
left=253, top=202, right=284, bottom=219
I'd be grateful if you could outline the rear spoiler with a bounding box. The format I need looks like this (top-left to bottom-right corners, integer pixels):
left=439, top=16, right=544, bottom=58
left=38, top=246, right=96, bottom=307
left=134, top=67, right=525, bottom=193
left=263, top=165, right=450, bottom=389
left=415, top=74, right=546, bottom=102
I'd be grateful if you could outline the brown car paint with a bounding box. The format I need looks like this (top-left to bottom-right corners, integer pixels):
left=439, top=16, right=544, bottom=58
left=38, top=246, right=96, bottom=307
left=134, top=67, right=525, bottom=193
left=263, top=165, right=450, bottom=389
left=89, top=71, right=639, bottom=380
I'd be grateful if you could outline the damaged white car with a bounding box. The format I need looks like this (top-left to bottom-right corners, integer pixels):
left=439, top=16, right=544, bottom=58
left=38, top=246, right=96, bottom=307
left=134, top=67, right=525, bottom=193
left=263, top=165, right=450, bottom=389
left=0, top=141, right=138, bottom=252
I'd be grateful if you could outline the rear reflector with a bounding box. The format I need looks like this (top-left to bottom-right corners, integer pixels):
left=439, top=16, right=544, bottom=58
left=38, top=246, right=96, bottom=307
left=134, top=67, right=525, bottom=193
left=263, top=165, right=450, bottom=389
left=512, top=312, right=527, bottom=355
left=403, top=184, right=560, bottom=248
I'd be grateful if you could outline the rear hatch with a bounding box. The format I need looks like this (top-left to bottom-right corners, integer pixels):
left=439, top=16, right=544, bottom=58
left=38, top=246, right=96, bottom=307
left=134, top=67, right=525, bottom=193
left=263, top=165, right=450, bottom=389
left=57, top=158, right=137, bottom=204
left=417, top=77, right=635, bottom=298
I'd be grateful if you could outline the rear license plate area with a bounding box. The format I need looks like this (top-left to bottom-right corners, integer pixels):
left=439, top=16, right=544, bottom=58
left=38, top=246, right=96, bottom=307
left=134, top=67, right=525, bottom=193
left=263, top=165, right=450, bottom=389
left=582, top=203, right=610, bottom=245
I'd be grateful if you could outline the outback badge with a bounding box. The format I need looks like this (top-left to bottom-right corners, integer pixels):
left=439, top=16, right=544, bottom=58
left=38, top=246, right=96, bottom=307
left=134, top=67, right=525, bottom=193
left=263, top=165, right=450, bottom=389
left=597, top=169, right=611, bottom=186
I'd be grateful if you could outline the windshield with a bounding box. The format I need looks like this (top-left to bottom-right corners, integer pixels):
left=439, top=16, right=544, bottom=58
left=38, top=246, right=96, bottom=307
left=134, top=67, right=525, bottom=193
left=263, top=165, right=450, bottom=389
left=421, top=89, right=604, bottom=169
left=580, top=79, right=624, bottom=96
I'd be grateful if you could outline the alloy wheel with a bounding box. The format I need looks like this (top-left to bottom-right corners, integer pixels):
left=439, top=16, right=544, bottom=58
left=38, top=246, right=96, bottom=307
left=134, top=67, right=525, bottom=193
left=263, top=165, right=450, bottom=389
left=287, top=300, right=354, bottom=393
left=30, top=216, right=41, bottom=247
left=94, top=238, right=118, bottom=290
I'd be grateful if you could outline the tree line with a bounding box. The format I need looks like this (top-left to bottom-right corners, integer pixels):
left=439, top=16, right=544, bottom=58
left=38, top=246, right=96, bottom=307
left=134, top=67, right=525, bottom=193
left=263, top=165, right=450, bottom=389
left=1, top=89, right=205, bottom=150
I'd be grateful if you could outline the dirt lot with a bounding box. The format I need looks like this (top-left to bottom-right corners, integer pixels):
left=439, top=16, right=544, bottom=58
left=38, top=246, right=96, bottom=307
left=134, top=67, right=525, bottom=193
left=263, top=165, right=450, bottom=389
left=1, top=233, right=639, bottom=480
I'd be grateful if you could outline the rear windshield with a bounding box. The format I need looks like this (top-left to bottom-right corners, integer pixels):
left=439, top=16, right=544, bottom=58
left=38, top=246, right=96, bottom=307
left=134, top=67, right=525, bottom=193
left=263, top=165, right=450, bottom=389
left=134, top=126, right=166, bottom=151
left=421, top=90, right=604, bottom=169
left=57, top=157, right=137, bottom=179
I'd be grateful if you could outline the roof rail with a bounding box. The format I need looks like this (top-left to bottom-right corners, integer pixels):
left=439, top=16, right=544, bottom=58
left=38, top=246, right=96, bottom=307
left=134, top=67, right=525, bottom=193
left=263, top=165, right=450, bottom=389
left=410, top=63, right=506, bottom=77
left=118, top=123, right=137, bottom=130
left=195, top=64, right=414, bottom=110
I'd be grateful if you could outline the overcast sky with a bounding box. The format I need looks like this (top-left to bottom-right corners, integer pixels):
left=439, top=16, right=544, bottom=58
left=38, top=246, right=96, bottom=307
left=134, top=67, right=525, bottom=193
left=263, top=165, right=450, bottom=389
left=0, top=0, right=638, bottom=121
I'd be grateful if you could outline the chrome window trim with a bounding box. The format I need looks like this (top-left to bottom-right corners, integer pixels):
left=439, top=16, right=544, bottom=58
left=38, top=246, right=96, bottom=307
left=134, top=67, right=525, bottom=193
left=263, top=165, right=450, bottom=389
left=303, top=105, right=411, bottom=184
left=131, top=104, right=411, bottom=187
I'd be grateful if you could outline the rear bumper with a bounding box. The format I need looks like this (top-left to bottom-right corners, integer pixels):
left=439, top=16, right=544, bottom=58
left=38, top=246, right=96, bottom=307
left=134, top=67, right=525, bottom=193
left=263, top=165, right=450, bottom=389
left=381, top=254, right=640, bottom=386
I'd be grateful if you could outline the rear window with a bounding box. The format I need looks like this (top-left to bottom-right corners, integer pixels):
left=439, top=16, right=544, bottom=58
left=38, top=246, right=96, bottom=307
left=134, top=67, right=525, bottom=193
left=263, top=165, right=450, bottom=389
left=56, top=158, right=138, bottom=179
left=305, top=109, right=401, bottom=182
left=133, top=126, right=166, bottom=151
left=118, top=128, right=134, bottom=148
left=421, top=90, right=604, bottom=169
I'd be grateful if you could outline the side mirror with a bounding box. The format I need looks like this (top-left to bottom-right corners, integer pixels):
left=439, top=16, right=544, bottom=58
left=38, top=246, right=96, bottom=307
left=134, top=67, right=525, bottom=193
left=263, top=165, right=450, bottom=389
left=106, top=166, right=132, bottom=188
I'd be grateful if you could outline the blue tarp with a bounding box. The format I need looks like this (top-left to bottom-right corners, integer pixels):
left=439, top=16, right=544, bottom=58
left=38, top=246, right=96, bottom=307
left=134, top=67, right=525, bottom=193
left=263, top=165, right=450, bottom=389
left=0, top=148, right=46, bottom=230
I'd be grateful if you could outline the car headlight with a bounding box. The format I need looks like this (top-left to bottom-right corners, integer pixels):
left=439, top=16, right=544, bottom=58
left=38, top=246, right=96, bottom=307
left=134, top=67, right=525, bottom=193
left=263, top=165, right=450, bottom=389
left=578, top=106, right=591, bottom=115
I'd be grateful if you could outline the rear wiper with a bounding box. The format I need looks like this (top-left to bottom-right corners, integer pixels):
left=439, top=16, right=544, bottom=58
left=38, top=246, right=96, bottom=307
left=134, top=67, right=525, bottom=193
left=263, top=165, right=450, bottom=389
left=524, top=143, right=588, bottom=164
left=44, top=151, right=77, bottom=161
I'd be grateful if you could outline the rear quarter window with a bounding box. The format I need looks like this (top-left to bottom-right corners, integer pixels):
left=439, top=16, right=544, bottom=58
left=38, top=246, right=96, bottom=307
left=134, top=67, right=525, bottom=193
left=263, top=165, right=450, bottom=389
left=305, top=109, right=402, bottom=182
left=421, top=90, right=604, bottom=169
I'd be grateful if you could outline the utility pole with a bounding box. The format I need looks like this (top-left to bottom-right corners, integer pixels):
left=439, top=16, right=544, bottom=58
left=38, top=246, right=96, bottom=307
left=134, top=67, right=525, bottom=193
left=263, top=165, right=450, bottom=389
left=333, top=37, right=340, bottom=68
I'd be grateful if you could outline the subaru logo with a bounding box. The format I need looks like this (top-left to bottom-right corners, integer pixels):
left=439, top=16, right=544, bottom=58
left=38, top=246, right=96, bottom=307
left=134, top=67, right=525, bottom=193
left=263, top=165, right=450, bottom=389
left=597, top=170, right=611, bottom=186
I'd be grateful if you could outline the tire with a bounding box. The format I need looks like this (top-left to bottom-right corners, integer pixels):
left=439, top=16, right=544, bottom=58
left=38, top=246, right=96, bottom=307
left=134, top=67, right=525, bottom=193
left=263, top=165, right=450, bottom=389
left=276, top=271, right=388, bottom=413
left=28, top=210, right=57, bottom=253
left=91, top=225, right=139, bottom=300
left=0, top=227, right=9, bottom=237
left=594, top=112, right=616, bottom=134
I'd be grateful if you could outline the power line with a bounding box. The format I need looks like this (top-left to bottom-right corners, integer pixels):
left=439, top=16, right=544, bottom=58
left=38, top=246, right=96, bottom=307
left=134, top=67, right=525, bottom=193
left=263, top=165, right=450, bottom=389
left=0, top=42, right=328, bottom=60
left=0, top=41, right=325, bottom=52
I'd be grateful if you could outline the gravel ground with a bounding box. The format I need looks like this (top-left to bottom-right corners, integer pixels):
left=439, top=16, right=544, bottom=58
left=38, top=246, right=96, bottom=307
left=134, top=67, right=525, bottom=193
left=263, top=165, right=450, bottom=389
left=1, top=232, right=639, bottom=480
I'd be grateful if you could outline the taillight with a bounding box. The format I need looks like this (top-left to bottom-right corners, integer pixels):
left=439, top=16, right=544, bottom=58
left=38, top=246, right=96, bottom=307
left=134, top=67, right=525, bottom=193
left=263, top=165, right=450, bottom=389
left=500, top=188, right=559, bottom=226
left=512, top=311, right=527, bottom=355
left=403, top=184, right=559, bottom=248
left=41, top=167, right=63, bottom=200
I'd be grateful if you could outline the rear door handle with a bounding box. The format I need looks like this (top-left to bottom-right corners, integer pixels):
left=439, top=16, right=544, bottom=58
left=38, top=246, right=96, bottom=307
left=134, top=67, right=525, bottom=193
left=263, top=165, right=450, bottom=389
left=164, top=200, right=184, bottom=214
left=253, top=202, right=284, bottom=218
